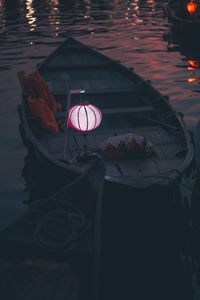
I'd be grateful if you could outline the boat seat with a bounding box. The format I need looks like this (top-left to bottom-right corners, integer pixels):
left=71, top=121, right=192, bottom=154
left=102, top=106, right=155, bottom=115
left=46, top=74, right=145, bottom=98
left=54, top=106, right=156, bottom=120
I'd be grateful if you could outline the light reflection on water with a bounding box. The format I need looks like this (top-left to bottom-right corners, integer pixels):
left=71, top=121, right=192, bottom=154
left=0, top=0, right=200, bottom=293
left=26, top=0, right=37, bottom=31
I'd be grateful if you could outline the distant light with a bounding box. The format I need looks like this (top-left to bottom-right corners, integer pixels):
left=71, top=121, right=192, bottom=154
left=187, top=2, right=197, bottom=14
left=188, top=60, right=199, bottom=68
left=187, top=77, right=199, bottom=82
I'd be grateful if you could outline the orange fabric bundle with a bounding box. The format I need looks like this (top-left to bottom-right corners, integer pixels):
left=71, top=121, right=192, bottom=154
left=101, top=133, right=154, bottom=162
left=18, top=71, right=39, bottom=98
left=17, top=70, right=57, bottom=112
left=24, top=76, right=38, bottom=98
left=40, top=105, right=59, bottom=134
left=28, top=96, right=46, bottom=118
left=32, top=71, right=57, bottom=112
left=31, top=74, right=49, bottom=99
left=28, top=96, right=58, bottom=134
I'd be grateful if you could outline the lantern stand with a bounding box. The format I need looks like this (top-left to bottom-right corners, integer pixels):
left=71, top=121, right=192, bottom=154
left=63, top=90, right=102, bottom=163
left=81, top=131, right=94, bottom=161
left=63, top=89, right=85, bottom=160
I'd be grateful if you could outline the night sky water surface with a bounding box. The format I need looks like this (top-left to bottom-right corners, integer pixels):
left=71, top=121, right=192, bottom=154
left=0, top=0, right=199, bottom=247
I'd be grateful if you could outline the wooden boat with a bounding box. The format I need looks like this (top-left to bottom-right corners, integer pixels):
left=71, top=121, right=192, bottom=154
left=166, top=0, right=200, bottom=33
left=17, top=36, right=194, bottom=194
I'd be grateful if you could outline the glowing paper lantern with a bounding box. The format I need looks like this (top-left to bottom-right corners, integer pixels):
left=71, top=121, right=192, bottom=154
left=68, top=103, right=102, bottom=133
left=187, top=2, right=197, bottom=14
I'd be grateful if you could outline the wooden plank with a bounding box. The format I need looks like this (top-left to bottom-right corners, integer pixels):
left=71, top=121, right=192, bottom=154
left=105, top=164, right=122, bottom=177
left=62, top=45, right=85, bottom=50
left=39, top=125, right=180, bottom=159
left=78, top=51, right=103, bottom=66
left=53, top=86, right=136, bottom=96
left=133, top=126, right=178, bottom=144
left=138, top=160, right=160, bottom=176
left=70, top=78, right=135, bottom=92
left=93, top=133, right=113, bottom=146
left=44, top=72, right=71, bottom=81
left=43, top=61, right=116, bottom=70
left=47, top=81, right=136, bottom=96
left=157, top=158, right=182, bottom=173
left=45, top=55, right=64, bottom=69
left=71, top=52, right=84, bottom=66
left=119, top=161, right=141, bottom=177
left=160, top=144, right=182, bottom=159
left=54, top=106, right=154, bottom=120
left=153, top=145, right=166, bottom=160
left=102, top=106, right=155, bottom=115
left=68, top=68, right=112, bottom=80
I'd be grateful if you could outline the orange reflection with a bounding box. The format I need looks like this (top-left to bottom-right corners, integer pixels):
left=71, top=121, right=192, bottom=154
left=49, top=0, right=59, bottom=11
left=126, top=0, right=144, bottom=25
left=187, top=77, right=199, bottom=83
left=188, top=60, right=199, bottom=68
left=26, top=0, right=37, bottom=31
left=48, top=0, right=60, bottom=36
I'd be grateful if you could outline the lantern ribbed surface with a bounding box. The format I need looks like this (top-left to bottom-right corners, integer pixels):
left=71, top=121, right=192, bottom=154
left=68, top=104, right=102, bottom=133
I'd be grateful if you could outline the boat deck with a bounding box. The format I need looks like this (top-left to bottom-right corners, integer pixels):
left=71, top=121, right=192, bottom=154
left=38, top=123, right=184, bottom=179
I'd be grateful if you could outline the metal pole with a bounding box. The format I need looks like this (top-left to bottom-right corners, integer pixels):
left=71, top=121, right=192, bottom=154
left=63, top=89, right=85, bottom=160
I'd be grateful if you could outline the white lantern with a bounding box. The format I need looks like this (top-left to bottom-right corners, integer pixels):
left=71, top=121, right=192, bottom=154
left=68, top=103, right=102, bottom=133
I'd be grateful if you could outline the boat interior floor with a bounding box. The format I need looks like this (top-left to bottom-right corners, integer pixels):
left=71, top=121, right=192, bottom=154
left=37, top=122, right=184, bottom=179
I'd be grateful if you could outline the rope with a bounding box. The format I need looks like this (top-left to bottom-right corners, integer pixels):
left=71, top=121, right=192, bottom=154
left=24, top=193, right=93, bottom=253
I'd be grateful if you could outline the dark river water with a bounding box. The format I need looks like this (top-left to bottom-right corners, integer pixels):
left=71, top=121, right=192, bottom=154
left=0, top=0, right=200, bottom=297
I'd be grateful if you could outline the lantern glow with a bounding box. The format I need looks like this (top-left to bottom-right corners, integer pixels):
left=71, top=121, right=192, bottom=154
left=186, top=2, right=197, bottom=14
left=68, top=103, right=102, bottom=133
